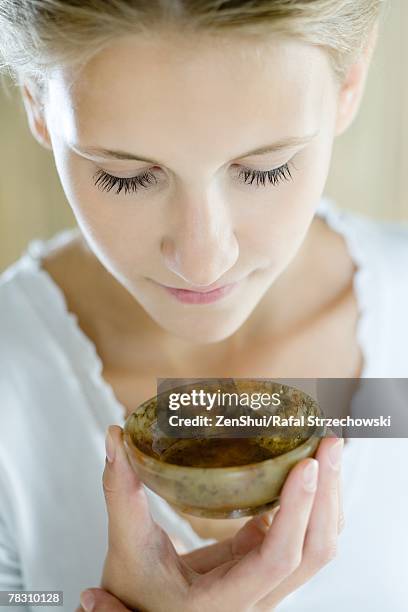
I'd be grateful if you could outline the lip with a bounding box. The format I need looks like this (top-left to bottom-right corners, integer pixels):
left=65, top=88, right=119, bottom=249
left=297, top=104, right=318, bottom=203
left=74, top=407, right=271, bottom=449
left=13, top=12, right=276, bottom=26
left=153, top=279, right=242, bottom=304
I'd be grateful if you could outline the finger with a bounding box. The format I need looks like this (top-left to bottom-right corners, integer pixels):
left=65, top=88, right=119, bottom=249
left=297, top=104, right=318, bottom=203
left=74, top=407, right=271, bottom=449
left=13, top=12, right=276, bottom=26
left=256, top=437, right=344, bottom=609
left=301, top=437, right=343, bottom=570
left=79, top=588, right=131, bottom=611
left=181, top=539, right=235, bottom=574
left=232, top=504, right=280, bottom=557
left=337, top=466, right=345, bottom=533
left=101, top=425, right=174, bottom=568
left=102, top=425, right=159, bottom=555
left=207, top=457, right=318, bottom=608
left=181, top=507, right=278, bottom=573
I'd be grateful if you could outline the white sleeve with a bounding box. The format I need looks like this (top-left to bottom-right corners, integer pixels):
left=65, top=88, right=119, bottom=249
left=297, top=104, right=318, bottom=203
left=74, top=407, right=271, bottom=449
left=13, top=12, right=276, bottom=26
left=0, top=465, right=31, bottom=611
left=0, top=513, right=23, bottom=588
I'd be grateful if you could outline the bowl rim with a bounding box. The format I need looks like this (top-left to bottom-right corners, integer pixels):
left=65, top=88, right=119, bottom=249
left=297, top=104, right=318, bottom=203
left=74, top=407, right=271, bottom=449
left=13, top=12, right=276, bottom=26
left=123, top=380, right=326, bottom=473
left=123, top=419, right=327, bottom=474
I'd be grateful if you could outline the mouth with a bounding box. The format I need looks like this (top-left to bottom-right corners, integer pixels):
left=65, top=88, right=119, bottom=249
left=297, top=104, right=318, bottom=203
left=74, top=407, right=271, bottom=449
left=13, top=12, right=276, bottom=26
left=150, top=278, right=244, bottom=305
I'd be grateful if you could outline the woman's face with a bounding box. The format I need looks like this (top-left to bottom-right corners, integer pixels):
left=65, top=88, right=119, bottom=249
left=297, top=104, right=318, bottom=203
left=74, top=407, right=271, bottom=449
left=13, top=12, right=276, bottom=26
left=38, top=31, right=351, bottom=343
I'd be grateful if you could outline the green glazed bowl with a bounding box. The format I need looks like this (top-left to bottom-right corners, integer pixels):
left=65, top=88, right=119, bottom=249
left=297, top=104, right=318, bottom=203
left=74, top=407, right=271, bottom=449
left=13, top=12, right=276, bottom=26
left=123, top=379, right=326, bottom=518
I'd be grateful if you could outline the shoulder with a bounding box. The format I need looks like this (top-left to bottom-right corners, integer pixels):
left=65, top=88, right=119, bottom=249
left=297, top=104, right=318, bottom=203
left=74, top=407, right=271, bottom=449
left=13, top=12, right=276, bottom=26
left=339, top=204, right=408, bottom=250
left=0, top=255, right=76, bottom=463
left=0, top=234, right=75, bottom=349
left=332, top=204, right=408, bottom=286
left=350, top=212, right=408, bottom=292
left=346, top=211, right=408, bottom=374
left=363, top=214, right=408, bottom=263
left=0, top=258, right=33, bottom=347
left=370, top=219, right=408, bottom=352
left=0, top=254, right=61, bottom=421
left=321, top=200, right=408, bottom=296
left=321, top=201, right=408, bottom=375
left=0, top=257, right=40, bottom=390
left=0, top=255, right=45, bottom=345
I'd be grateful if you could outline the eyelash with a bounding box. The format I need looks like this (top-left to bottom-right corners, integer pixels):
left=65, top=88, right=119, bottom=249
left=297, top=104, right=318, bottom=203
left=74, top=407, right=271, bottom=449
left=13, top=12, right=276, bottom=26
left=92, top=163, right=293, bottom=195
left=93, top=169, right=159, bottom=195
left=236, top=163, right=292, bottom=188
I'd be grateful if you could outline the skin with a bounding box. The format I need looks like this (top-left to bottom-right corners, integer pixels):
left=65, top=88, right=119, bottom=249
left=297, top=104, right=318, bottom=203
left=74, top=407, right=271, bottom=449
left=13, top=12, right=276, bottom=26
left=21, top=25, right=375, bottom=612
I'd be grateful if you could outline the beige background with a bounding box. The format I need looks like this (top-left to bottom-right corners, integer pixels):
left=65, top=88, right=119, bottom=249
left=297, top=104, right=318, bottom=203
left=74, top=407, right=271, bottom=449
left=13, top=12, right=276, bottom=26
left=0, top=1, right=407, bottom=272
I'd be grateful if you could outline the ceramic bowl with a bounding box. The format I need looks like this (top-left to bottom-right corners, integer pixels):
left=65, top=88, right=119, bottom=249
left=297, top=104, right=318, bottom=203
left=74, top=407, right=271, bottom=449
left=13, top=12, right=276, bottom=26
left=123, top=379, right=326, bottom=518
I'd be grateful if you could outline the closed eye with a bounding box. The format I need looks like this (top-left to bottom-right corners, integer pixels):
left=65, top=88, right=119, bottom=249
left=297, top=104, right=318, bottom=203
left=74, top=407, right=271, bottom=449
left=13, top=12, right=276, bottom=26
left=236, top=163, right=293, bottom=187
left=92, top=161, right=294, bottom=196
left=93, top=168, right=159, bottom=195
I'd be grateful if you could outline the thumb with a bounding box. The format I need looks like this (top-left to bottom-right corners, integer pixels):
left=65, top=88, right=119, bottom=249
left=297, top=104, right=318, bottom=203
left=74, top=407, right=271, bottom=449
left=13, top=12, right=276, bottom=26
left=79, top=587, right=131, bottom=611
left=102, top=424, right=156, bottom=552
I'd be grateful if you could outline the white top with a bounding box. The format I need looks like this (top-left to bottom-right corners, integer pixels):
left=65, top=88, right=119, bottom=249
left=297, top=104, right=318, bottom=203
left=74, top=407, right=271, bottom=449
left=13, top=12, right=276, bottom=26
left=1, top=198, right=408, bottom=612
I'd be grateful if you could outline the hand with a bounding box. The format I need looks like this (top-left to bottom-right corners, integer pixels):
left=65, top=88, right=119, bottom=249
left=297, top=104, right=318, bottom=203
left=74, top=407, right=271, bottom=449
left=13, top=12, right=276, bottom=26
left=84, top=426, right=344, bottom=612
left=76, top=509, right=281, bottom=612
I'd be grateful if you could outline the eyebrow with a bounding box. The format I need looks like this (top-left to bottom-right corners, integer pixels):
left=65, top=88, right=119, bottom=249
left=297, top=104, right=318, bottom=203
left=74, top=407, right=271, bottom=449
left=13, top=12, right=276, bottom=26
left=70, top=132, right=318, bottom=164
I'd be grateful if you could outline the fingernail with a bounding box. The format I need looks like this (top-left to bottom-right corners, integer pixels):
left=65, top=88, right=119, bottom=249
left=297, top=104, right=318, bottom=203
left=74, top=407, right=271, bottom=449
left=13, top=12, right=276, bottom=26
left=105, top=428, right=115, bottom=463
left=303, top=459, right=318, bottom=492
left=80, top=590, right=94, bottom=612
left=328, top=439, right=344, bottom=470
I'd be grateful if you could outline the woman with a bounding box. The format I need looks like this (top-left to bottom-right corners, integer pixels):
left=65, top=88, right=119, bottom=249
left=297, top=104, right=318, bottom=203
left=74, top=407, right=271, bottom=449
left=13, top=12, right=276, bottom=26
left=1, top=1, right=407, bottom=610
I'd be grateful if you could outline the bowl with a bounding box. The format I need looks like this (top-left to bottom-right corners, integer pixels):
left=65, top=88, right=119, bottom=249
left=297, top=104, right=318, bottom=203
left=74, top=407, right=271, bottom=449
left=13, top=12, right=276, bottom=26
left=123, top=379, right=326, bottom=518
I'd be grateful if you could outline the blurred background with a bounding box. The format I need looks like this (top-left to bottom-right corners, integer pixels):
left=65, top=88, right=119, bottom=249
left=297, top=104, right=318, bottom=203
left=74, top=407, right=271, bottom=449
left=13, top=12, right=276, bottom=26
left=0, top=0, right=407, bottom=272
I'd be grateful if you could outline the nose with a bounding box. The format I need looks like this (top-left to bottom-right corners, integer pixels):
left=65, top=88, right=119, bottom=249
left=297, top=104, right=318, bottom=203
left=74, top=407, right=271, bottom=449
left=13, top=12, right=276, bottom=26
left=161, top=189, right=239, bottom=288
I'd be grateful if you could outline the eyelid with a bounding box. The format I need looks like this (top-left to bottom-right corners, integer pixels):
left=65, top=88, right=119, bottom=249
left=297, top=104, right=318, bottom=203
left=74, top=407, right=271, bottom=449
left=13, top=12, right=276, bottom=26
left=95, top=163, right=162, bottom=178
left=236, top=144, right=304, bottom=166
left=72, top=146, right=154, bottom=174
left=235, top=156, right=294, bottom=173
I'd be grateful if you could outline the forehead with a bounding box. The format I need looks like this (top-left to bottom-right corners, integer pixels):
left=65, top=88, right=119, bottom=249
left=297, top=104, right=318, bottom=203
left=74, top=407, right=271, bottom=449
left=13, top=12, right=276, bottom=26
left=47, top=31, right=333, bottom=162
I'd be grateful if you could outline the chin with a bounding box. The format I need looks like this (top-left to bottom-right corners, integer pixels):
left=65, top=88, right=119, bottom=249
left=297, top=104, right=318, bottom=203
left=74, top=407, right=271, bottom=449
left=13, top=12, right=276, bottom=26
left=157, top=311, right=250, bottom=344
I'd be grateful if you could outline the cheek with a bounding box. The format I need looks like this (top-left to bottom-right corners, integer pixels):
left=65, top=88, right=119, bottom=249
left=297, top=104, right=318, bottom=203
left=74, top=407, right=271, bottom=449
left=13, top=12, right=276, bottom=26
left=238, top=141, right=332, bottom=267
left=54, top=150, right=161, bottom=271
left=280, top=139, right=334, bottom=227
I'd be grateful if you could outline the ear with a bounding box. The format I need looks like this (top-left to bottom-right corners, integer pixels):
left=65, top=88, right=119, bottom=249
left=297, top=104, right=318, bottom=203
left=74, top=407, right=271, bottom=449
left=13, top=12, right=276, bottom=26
left=335, top=22, right=379, bottom=137
left=21, top=81, right=52, bottom=151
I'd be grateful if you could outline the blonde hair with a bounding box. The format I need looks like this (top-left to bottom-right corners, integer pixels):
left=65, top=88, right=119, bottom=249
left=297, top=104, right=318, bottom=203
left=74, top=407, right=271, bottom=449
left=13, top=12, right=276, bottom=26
left=0, top=0, right=385, bottom=98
